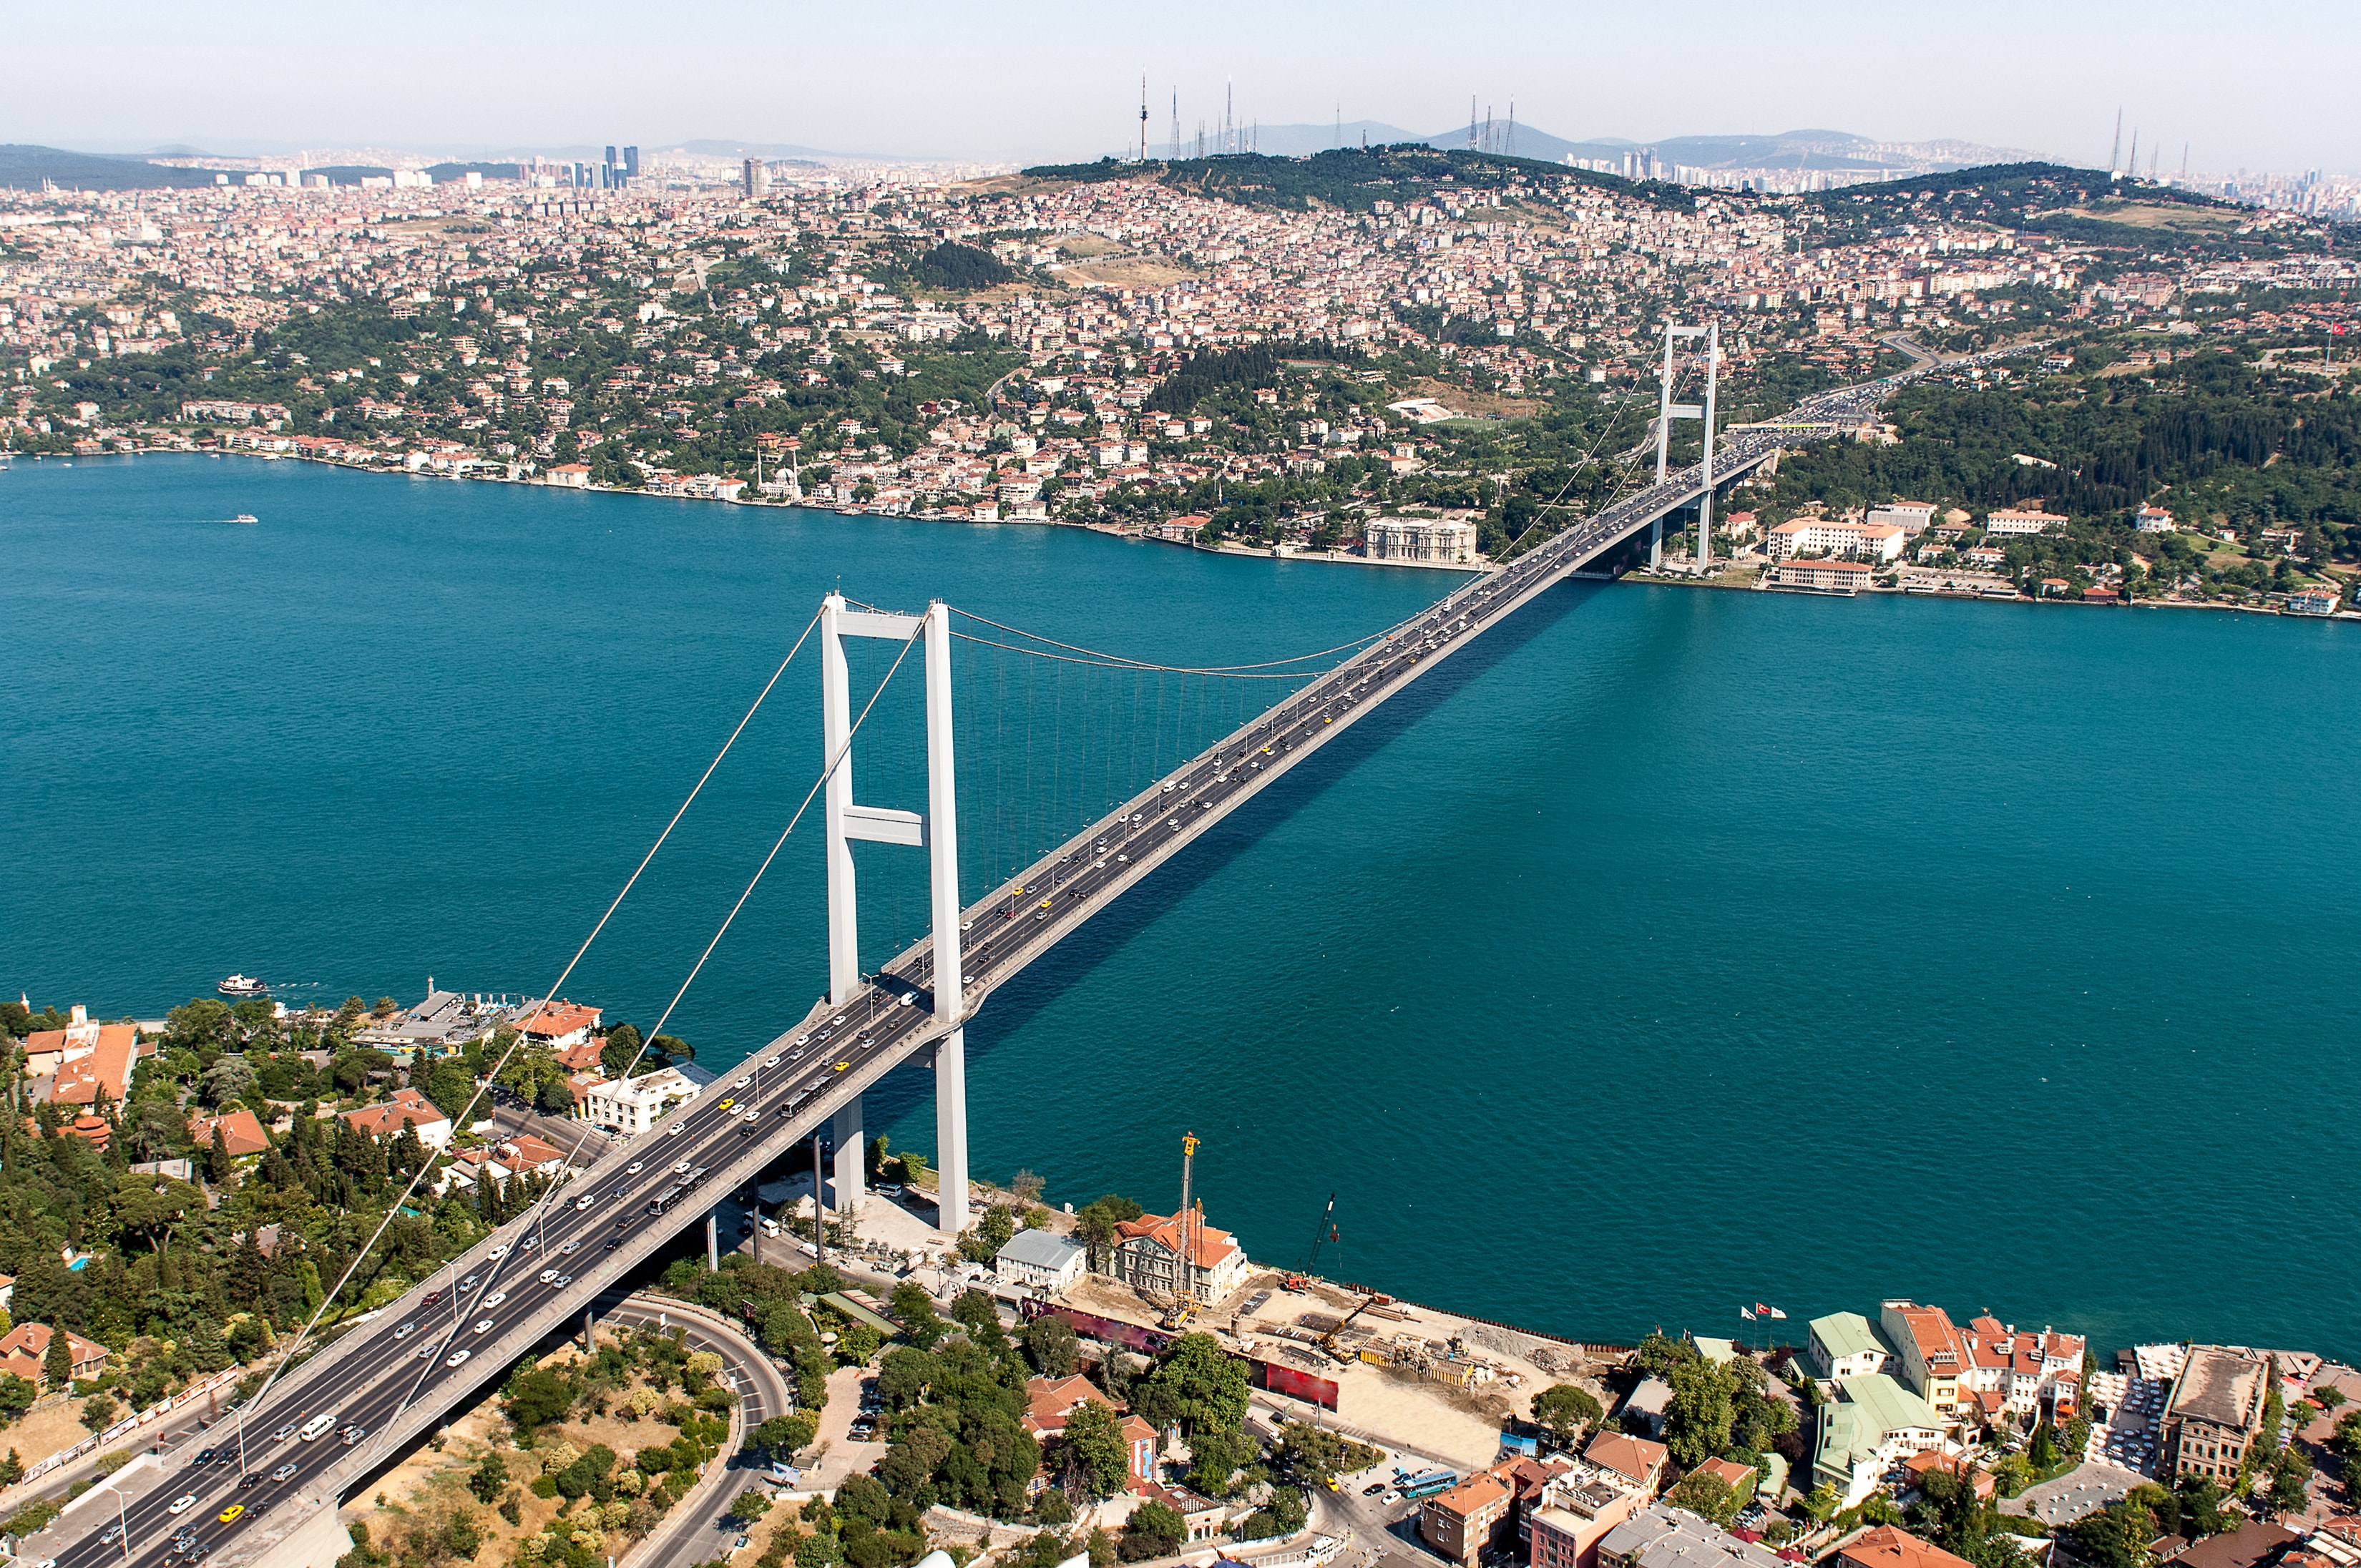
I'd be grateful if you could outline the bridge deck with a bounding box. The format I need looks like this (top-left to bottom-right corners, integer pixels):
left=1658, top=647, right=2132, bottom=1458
left=121, top=365, right=1967, bottom=1568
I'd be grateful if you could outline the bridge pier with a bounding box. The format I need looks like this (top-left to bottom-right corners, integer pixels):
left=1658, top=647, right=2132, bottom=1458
left=935, top=1027, right=968, bottom=1237
left=831, top=1098, right=864, bottom=1212
left=705, top=1210, right=718, bottom=1272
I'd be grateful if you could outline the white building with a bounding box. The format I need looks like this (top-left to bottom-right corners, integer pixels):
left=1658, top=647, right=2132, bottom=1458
left=577, top=1066, right=700, bottom=1136
left=1765, top=517, right=1905, bottom=563
left=1365, top=516, right=1481, bottom=565
left=1867, top=501, right=1936, bottom=535
left=994, top=1228, right=1086, bottom=1292
left=2136, top=505, right=2177, bottom=533
left=1983, top=508, right=2068, bottom=536
left=1110, top=1209, right=1251, bottom=1303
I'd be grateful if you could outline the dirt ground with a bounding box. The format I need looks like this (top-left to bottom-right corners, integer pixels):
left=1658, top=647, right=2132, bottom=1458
left=4, top=1400, right=102, bottom=1471
left=1062, top=257, right=1198, bottom=288
left=1404, top=376, right=1543, bottom=420
left=1066, top=1270, right=1605, bottom=1475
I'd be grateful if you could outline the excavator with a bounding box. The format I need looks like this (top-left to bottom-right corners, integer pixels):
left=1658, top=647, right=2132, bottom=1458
left=1317, top=1288, right=1390, bottom=1365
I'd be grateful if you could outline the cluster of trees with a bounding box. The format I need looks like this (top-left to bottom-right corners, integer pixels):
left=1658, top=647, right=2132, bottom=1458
left=0, top=994, right=610, bottom=1432
left=1629, top=1333, right=1800, bottom=1472
left=1023, top=146, right=1667, bottom=217
left=1759, top=352, right=2360, bottom=596
left=2061, top=1466, right=2299, bottom=1568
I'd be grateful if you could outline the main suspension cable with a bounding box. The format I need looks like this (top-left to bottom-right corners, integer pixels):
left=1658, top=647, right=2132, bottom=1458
left=232, top=604, right=824, bottom=1429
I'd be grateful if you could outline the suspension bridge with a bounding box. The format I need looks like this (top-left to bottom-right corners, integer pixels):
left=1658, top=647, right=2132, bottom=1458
left=33, top=354, right=1970, bottom=1568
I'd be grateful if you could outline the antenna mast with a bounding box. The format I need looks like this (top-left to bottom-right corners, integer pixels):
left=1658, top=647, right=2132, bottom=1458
left=2109, top=107, right=2123, bottom=175
left=1140, top=72, right=1149, bottom=162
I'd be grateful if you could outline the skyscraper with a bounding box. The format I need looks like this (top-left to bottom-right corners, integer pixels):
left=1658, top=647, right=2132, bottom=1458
left=743, top=158, right=768, bottom=198
left=622, top=146, right=640, bottom=181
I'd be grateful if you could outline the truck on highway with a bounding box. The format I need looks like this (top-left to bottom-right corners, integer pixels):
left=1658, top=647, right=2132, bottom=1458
left=300, top=1413, right=337, bottom=1442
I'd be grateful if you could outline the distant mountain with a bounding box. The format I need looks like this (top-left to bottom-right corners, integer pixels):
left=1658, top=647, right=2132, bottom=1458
left=668, top=139, right=836, bottom=161
left=1412, top=124, right=2040, bottom=173
left=0, top=144, right=229, bottom=191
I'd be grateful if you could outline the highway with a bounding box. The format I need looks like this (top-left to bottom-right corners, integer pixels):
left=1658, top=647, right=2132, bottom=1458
left=41, top=352, right=2014, bottom=1568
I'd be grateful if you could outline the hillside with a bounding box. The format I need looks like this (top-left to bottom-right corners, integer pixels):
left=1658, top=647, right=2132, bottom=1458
left=1020, top=144, right=1688, bottom=212
left=0, top=144, right=226, bottom=191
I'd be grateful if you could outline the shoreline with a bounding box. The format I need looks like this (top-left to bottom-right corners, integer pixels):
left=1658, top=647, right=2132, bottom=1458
left=21, top=448, right=2352, bottom=622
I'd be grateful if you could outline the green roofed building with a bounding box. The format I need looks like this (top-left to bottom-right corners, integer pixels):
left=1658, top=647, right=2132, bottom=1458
left=1807, top=1311, right=1897, bottom=1382
left=1812, top=1373, right=1943, bottom=1504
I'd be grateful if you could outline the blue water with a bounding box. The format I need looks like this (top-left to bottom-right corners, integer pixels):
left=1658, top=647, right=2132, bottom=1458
left=7, top=455, right=2359, bottom=1359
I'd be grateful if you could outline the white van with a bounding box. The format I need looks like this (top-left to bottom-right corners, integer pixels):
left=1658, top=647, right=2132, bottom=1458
left=300, top=1413, right=337, bottom=1442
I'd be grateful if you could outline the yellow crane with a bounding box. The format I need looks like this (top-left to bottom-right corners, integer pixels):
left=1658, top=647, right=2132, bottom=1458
left=1161, top=1131, right=1203, bottom=1329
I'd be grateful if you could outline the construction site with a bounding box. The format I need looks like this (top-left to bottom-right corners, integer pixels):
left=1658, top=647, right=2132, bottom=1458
left=1022, top=1138, right=1627, bottom=1473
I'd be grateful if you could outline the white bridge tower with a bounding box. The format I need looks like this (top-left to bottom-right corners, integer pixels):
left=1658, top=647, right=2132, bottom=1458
left=1651, top=320, right=1721, bottom=572
left=820, top=593, right=970, bottom=1235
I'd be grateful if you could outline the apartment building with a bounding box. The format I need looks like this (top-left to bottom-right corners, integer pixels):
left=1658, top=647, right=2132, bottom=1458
left=1880, top=1300, right=1970, bottom=1426
left=2164, top=1346, right=2271, bottom=1482
left=1960, top=1318, right=2086, bottom=1421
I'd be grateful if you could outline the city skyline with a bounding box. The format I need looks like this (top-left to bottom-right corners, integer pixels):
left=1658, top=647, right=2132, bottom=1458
left=8, top=0, right=2359, bottom=177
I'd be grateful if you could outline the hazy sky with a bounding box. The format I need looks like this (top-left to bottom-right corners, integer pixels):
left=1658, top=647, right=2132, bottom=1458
left=11, top=0, right=2355, bottom=174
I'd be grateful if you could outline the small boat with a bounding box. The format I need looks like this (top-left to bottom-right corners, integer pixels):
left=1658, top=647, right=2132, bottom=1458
left=217, top=974, right=269, bottom=997
left=233, top=513, right=258, bottom=524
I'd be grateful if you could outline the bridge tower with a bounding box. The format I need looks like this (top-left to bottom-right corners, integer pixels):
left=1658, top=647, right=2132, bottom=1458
left=820, top=593, right=970, bottom=1235
left=1650, top=320, right=1721, bottom=572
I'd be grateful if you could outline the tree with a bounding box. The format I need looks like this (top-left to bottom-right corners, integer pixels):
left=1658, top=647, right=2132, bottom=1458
left=889, top=1284, right=946, bottom=1351
left=1119, top=1500, right=1186, bottom=1562
left=44, top=1330, right=73, bottom=1391
left=1186, top=1426, right=1246, bottom=1496
left=1531, top=1384, right=1604, bottom=1444
left=469, top=1453, right=509, bottom=1504
left=505, top=1366, right=576, bottom=1430
left=1058, top=1400, right=1130, bottom=1499
left=81, top=1393, right=118, bottom=1431
left=200, top=1055, right=259, bottom=1109
left=1666, top=1469, right=1744, bottom=1529
left=725, top=1490, right=773, bottom=1525
left=754, top=1415, right=816, bottom=1460
left=1634, top=1332, right=1698, bottom=1378
left=0, top=1377, right=34, bottom=1424
left=1024, top=1315, right=1078, bottom=1378
left=207, top=1124, right=234, bottom=1185
left=1268, top=1421, right=1381, bottom=1488
left=600, top=1024, right=645, bottom=1079
left=1074, top=1195, right=1143, bottom=1271
left=1140, top=1333, right=1248, bottom=1436
left=1663, top=1356, right=1737, bottom=1467
left=2063, top=1499, right=2154, bottom=1568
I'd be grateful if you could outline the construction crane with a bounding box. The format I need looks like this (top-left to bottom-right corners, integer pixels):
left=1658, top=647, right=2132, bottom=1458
left=1299, top=1192, right=1339, bottom=1276
left=1160, top=1131, right=1203, bottom=1329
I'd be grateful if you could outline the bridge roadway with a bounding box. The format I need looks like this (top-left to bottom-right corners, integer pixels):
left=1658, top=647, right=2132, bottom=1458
left=70, top=365, right=1946, bottom=1568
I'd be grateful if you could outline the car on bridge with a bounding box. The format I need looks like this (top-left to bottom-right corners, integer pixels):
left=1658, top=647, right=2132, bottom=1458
left=446, top=1349, right=471, bottom=1368
left=219, top=1506, right=244, bottom=1524
left=271, top=1462, right=298, bottom=1483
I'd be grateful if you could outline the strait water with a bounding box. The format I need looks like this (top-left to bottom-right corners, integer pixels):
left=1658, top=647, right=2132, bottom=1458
left=6, top=455, right=2359, bottom=1359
